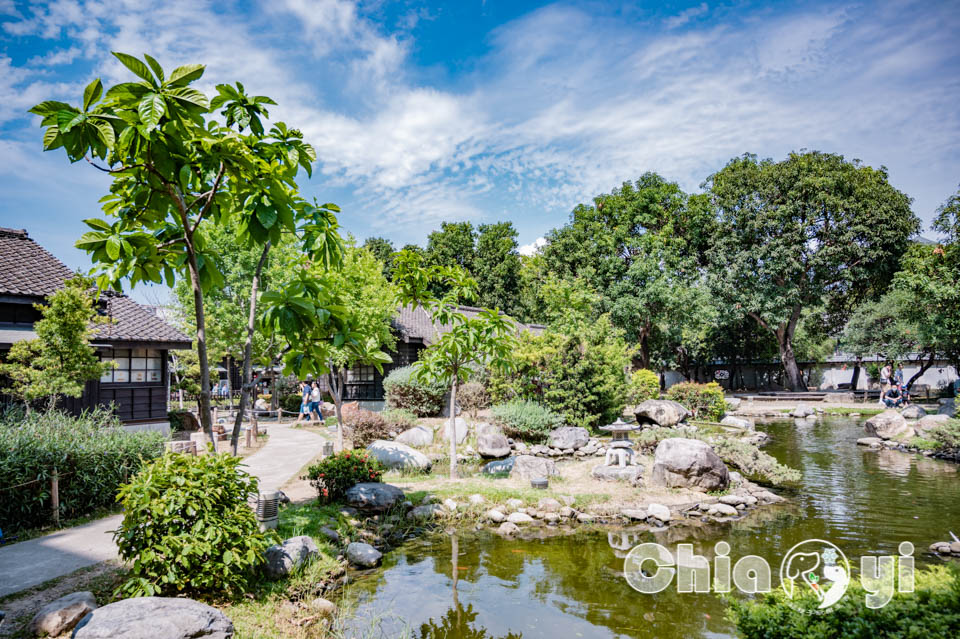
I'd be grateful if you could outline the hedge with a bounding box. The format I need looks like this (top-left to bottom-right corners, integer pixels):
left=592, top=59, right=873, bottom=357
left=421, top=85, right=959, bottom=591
left=666, top=381, right=727, bottom=421
left=383, top=365, right=448, bottom=417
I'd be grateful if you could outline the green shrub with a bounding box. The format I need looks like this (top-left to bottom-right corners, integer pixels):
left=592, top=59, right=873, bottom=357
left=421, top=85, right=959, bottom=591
left=383, top=365, right=448, bottom=416
left=457, top=381, right=490, bottom=419
left=306, top=450, right=384, bottom=503
left=0, top=408, right=165, bottom=533
left=929, top=419, right=960, bottom=450
left=667, top=381, right=727, bottom=421
left=167, top=409, right=191, bottom=433
left=865, top=362, right=881, bottom=380
left=344, top=409, right=390, bottom=447
left=628, top=369, right=660, bottom=405
left=708, top=437, right=801, bottom=485
left=113, top=452, right=270, bottom=598
left=727, top=564, right=960, bottom=639
left=491, top=400, right=564, bottom=443
left=281, top=392, right=305, bottom=415
left=381, top=408, right=418, bottom=432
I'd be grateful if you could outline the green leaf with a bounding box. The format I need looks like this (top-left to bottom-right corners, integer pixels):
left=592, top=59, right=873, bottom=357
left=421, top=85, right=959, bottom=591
left=142, top=53, right=165, bottom=82
left=42, top=127, right=63, bottom=151
left=93, top=120, right=115, bottom=148
left=106, top=235, right=122, bottom=260
left=57, top=109, right=80, bottom=132
left=29, top=100, right=72, bottom=116
left=82, top=78, right=103, bottom=111
left=168, top=64, right=205, bottom=86
left=255, top=205, right=278, bottom=229
left=138, top=94, right=165, bottom=130
left=112, top=52, right=155, bottom=84
left=84, top=218, right=113, bottom=232
left=168, top=87, right=209, bottom=110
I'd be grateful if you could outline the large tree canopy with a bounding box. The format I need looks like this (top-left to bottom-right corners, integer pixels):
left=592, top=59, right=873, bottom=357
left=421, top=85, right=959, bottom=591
left=707, top=151, right=920, bottom=390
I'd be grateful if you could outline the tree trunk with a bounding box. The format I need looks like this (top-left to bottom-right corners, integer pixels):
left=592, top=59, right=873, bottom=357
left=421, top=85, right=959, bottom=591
left=328, top=368, right=346, bottom=452
left=778, top=336, right=804, bottom=391
left=638, top=327, right=650, bottom=370
left=231, top=241, right=270, bottom=455
left=184, top=240, right=215, bottom=449
left=448, top=378, right=458, bottom=480
left=905, top=350, right=937, bottom=390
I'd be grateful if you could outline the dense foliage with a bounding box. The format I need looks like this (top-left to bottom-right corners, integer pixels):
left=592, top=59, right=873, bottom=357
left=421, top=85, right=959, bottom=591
left=727, top=564, right=960, bottom=639
left=457, top=381, right=490, bottom=419
left=491, top=400, right=564, bottom=443
left=384, top=365, right=449, bottom=416
left=306, top=450, right=384, bottom=503
left=113, top=451, right=270, bottom=598
left=928, top=419, right=960, bottom=451
left=627, top=369, right=661, bottom=405
left=381, top=408, right=418, bottom=432
left=0, top=408, right=164, bottom=533
left=666, top=381, right=727, bottom=421
left=343, top=408, right=390, bottom=448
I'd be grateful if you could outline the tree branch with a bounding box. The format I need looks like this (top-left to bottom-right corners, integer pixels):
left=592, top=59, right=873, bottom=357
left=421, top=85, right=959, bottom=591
left=191, top=162, right=226, bottom=234
left=84, top=156, right=144, bottom=173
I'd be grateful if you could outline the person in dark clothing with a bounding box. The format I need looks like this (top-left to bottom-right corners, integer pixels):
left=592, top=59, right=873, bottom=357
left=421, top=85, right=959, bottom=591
left=883, top=384, right=903, bottom=408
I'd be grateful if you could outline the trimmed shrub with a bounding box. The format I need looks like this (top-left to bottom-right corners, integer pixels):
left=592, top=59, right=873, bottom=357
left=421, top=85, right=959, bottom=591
left=708, top=437, right=801, bottom=485
left=381, top=408, right=418, bottom=432
left=281, top=392, right=305, bottom=415
left=458, top=381, right=489, bottom=419
left=0, top=408, right=165, bottom=533
left=491, top=400, right=564, bottom=443
left=306, top=450, right=384, bottom=503
left=383, top=365, right=448, bottom=416
left=929, top=419, right=960, bottom=451
left=344, top=409, right=390, bottom=448
left=113, top=452, right=270, bottom=598
left=667, top=381, right=727, bottom=421
left=627, top=369, right=660, bottom=405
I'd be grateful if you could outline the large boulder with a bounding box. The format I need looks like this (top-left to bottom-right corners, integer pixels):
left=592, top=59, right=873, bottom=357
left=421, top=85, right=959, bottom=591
left=345, top=542, right=382, bottom=568
left=720, top=415, right=754, bottom=431
left=591, top=465, right=643, bottom=485
left=900, top=405, right=926, bottom=420
left=650, top=438, right=729, bottom=491
left=915, top=414, right=951, bottom=436
left=477, top=431, right=511, bottom=458
left=395, top=425, right=433, bottom=448
left=482, top=457, right=515, bottom=475
left=548, top=426, right=589, bottom=450
left=475, top=422, right=502, bottom=437
left=634, top=400, right=691, bottom=427
left=71, top=597, right=232, bottom=639
left=938, top=399, right=956, bottom=417
left=29, top=591, right=97, bottom=637
left=442, top=417, right=469, bottom=444
left=345, top=482, right=405, bottom=513
left=864, top=410, right=912, bottom=440
left=265, top=536, right=319, bottom=580
left=509, top=455, right=559, bottom=480
left=366, top=440, right=432, bottom=471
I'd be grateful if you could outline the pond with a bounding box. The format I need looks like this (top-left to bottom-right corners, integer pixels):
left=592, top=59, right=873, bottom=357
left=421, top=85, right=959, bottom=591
left=340, top=417, right=960, bottom=638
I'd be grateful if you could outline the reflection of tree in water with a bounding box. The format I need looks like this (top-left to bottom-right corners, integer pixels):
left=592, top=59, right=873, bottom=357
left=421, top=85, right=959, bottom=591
left=417, top=603, right=522, bottom=639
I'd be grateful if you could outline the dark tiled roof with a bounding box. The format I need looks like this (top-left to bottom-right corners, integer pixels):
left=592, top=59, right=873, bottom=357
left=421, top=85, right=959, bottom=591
left=392, top=304, right=544, bottom=344
left=0, top=227, right=190, bottom=347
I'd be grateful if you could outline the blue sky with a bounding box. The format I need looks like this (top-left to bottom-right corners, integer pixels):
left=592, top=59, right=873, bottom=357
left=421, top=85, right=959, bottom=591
left=1, top=0, right=958, bottom=302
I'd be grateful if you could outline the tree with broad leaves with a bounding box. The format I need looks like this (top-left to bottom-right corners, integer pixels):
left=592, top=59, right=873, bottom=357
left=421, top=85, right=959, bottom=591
left=474, top=221, right=523, bottom=317
left=393, top=250, right=517, bottom=479
left=706, top=151, right=920, bottom=391
left=30, top=52, right=326, bottom=446
left=362, top=236, right=396, bottom=278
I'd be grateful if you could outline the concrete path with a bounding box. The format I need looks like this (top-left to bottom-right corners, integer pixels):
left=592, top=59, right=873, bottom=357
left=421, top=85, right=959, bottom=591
left=0, top=423, right=328, bottom=598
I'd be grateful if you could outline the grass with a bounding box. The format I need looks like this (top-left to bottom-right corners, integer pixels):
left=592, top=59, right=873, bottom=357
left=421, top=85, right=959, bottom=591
left=778, top=407, right=886, bottom=416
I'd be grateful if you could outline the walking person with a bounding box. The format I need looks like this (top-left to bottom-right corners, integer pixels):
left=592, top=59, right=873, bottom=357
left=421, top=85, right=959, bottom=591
left=294, top=381, right=312, bottom=425
left=309, top=381, right=323, bottom=422
left=878, top=362, right=892, bottom=404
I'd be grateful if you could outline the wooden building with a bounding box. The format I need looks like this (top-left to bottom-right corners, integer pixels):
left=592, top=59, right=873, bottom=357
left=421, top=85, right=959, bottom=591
left=0, top=227, right=191, bottom=426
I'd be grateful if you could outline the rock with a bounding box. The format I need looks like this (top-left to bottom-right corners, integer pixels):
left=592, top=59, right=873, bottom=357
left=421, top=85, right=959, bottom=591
left=646, top=503, right=672, bottom=522
left=477, top=431, right=511, bottom=458
left=755, top=490, right=784, bottom=504
left=476, top=423, right=503, bottom=437
left=728, top=471, right=744, bottom=485
left=537, top=498, right=562, bottom=512
left=915, top=414, right=951, bottom=436
left=938, top=399, right=956, bottom=417
left=345, top=542, right=382, bottom=568
left=790, top=405, right=815, bottom=418
left=514, top=441, right=528, bottom=453
left=345, top=483, right=405, bottom=513
left=319, top=526, right=340, bottom=544
left=509, top=455, right=559, bottom=480
left=900, top=405, right=927, bottom=420
left=576, top=512, right=595, bottom=523
left=721, top=415, right=754, bottom=431
left=507, top=512, right=534, bottom=524
left=711, top=503, right=739, bottom=517
left=29, top=591, right=97, bottom=637
left=497, top=522, right=520, bottom=536
left=719, top=494, right=748, bottom=506
left=468, top=494, right=486, bottom=505
left=71, top=597, right=232, bottom=639
left=857, top=437, right=883, bottom=448
left=559, top=506, right=576, bottom=518
left=650, top=438, right=729, bottom=491
left=309, top=598, right=337, bottom=617
left=634, top=400, right=691, bottom=427
left=591, top=465, right=643, bottom=485
left=442, top=498, right=458, bottom=511
left=367, top=440, right=432, bottom=471
left=558, top=494, right=575, bottom=506
left=407, top=504, right=445, bottom=520
left=442, top=417, right=469, bottom=444
left=726, top=398, right=742, bottom=410
left=395, top=425, right=434, bottom=448
left=543, top=513, right=560, bottom=523
left=951, top=541, right=960, bottom=554
left=505, top=498, right=524, bottom=510
left=621, top=509, right=648, bottom=520
left=864, top=410, right=911, bottom=440
left=481, top=457, right=515, bottom=475
left=529, top=444, right=550, bottom=456
left=265, top=536, right=319, bottom=580
left=486, top=509, right=506, bottom=523
left=548, top=426, right=590, bottom=450
left=581, top=442, right=599, bottom=455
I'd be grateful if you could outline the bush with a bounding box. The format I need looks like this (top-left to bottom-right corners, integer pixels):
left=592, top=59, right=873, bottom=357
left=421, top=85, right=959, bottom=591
left=929, top=419, right=960, bottom=451
left=167, top=409, right=191, bottom=433
left=708, top=437, right=801, bottom=485
left=727, top=564, right=960, bottom=639
left=281, top=392, right=304, bottom=415
left=458, top=381, right=489, bottom=419
left=381, top=408, right=418, bottom=432
left=306, top=450, right=384, bottom=503
left=627, top=369, right=660, bottom=405
left=113, top=452, right=270, bottom=598
left=491, top=400, right=564, bottom=443
left=383, top=365, right=448, bottom=416
left=667, top=381, right=727, bottom=421
left=0, top=408, right=165, bottom=533
left=344, top=409, right=390, bottom=447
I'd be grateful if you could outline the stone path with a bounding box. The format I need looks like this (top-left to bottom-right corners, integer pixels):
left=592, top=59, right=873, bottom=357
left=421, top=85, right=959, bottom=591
left=0, top=422, right=327, bottom=598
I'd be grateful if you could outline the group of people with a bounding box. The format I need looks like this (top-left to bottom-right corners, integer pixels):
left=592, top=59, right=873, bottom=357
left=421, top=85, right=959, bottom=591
left=879, top=363, right=910, bottom=408
left=294, top=380, right=325, bottom=425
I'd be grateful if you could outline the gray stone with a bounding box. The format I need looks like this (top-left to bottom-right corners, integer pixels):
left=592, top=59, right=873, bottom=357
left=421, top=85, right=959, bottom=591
left=309, top=598, right=337, bottom=617
left=407, top=504, right=445, bottom=520
left=646, top=503, right=671, bottom=522
left=576, top=512, right=596, bottom=523
left=790, top=405, right=815, bottom=418
left=505, top=498, right=524, bottom=510
left=477, top=431, right=511, bottom=458
left=29, top=591, right=97, bottom=637
left=481, top=457, right=515, bottom=475
left=265, top=536, right=319, bottom=580
left=345, top=542, right=382, bottom=568
left=719, top=494, right=748, bottom=506
left=864, top=410, right=911, bottom=440
left=857, top=437, right=883, bottom=448
left=468, top=494, right=486, bottom=505
left=650, top=438, right=729, bottom=491
left=559, top=506, right=576, bottom=518
left=442, top=417, right=469, bottom=444
left=395, top=425, right=433, bottom=448
left=938, top=398, right=956, bottom=417
left=720, top=415, right=754, bottom=431
left=497, top=522, right=520, bottom=536
left=726, top=398, right=742, bottom=410
left=475, top=422, right=503, bottom=437
left=537, top=498, right=562, bottom=512
left=621, top=509, right=648, bottom=520
left=548, top=426, right=590, bottom=450
left=900, top=405, right=926, bottom=420
left=367, top=440, right=432, bottom=471
left=634, top=400, right=691, bottom=427
left=529, top=444, right=550, bottom=456
left=712, top=503, right=739, bottom=517
left=345, top=483, right=405, bottom=513
left=486, top=509, right=506, bottom=523
left=71, top=597, right=232, bottom=639
left=319, top=526, right=340, bottom=544
left=442, top=498, right=458, bottom=511
left=509, top=455, right=559, bottom=480
left=590, top=465, right=643, bottom=486
left=915, top=414, right=950, bottom=436
left=507, top=512, right=534, bottom=524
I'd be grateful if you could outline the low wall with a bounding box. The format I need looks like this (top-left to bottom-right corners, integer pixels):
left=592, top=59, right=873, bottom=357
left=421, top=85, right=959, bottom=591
left=121, top=421, right=171, bottom=438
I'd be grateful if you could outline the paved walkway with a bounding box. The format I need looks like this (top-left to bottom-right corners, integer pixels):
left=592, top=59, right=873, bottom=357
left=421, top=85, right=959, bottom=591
left=0, top=423, right=327, bottom=598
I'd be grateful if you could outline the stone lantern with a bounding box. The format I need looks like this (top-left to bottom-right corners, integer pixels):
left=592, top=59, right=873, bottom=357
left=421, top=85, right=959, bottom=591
left=599, top=417, right=640, bottom=467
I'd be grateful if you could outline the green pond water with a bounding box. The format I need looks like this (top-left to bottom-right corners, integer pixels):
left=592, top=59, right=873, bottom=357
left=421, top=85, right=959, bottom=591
left=341, top=417, right=960, bottom=638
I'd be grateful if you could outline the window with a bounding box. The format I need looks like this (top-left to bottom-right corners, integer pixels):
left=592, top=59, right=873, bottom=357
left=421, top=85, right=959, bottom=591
left=101, top=349, right=163, bottom=383
left=347, top=365, right=375, bottom=383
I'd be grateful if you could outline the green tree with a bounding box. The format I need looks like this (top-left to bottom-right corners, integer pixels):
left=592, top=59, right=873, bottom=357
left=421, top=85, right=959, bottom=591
left=707, top=151, right=920, bottom=390
left=31, top=53, right=319, bottom=445
left=426, top=221, right=477, bottom=295
left=362, top=236, right=396, bottom=278
left=474, top=222, right=522, bottom=316
left=0, top=276, right=111, bottom=411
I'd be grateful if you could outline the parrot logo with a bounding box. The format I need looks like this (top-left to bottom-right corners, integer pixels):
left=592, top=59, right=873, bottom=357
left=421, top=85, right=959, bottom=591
left=780, top=540, right=850, bottom=610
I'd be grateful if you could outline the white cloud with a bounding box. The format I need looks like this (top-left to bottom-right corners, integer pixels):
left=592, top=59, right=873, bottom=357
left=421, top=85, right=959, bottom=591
left=519, top=237, right=547, bottom=256
left=665, top=2, right=708, bottom=30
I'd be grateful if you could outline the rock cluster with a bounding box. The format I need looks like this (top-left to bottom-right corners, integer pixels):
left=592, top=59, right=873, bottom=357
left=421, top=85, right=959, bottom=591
left=929, top=540, right=960, bottom=557
left=29, top=591, right=97, bottom=637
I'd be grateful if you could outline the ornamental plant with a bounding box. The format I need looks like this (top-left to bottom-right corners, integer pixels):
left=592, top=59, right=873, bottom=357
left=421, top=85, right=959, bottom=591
left=306, top=450, right=384, bottom=504
left=666, top=381, right=727, bottom=422
left=491, top=399, right=564, bottom=443
left=383, top=365, right=448, bottom=416
left=113, top=451, right=270, bottom=598
left=627, top=369, right=660, bottom=405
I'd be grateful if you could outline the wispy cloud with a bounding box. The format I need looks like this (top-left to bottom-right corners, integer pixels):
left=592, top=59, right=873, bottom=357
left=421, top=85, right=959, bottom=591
left=665, top=2, right=709, bottom=29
